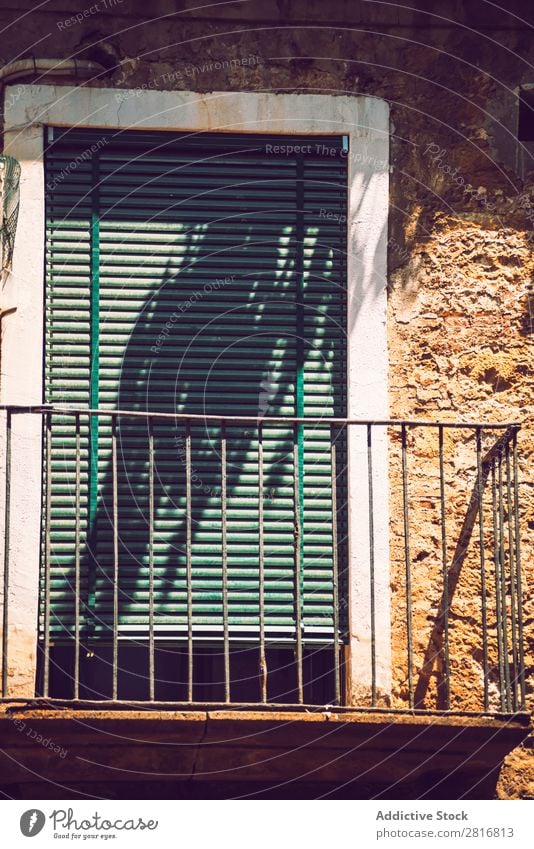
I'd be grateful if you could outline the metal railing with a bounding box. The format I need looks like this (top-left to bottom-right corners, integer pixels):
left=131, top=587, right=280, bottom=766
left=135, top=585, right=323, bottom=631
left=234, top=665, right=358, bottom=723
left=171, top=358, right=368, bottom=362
left=0, top=406, right=526, bottom=714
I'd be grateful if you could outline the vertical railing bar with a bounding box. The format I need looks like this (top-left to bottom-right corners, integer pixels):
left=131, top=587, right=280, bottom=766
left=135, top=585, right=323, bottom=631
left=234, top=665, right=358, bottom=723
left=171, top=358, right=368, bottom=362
left=331, top=424, right=341, bottom=706
left=505, top=438, right=519, bottom=712
left=491, top=459, right=505, bottom=711
left=438, top=425, right=450, bottom=710
left=43, top=411, right=52, bottom=698
left=512, top=430, right=526, bottom=710
left=293, top=422, right=304, bottom=704
left=258, top=422, right=267, bottom=703
left=401, top=424, right=413, bottom=708
left=148, top=417, right=155, bottom=702
left=74, top=414, right=81, bottom=700
left=1, top=411, right=12, bottom=698
left=497, top=448, right=511, bottom=710
left=86, top=152, right=100, bottom=635
left=221, top=421, right=230, bottom=703
left=185, top=419, right=193, bottom=703
left=295, top=154, right=305, bottom=707
left=476, top=428, right=489, bottom=711
left=366, top=424, right=376, bottom=707
left=111, top=415, right=119, bottom=701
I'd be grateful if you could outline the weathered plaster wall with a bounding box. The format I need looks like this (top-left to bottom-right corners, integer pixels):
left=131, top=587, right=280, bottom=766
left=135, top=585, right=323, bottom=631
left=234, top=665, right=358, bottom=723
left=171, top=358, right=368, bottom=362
left=0, top=0, right=532, bottom=797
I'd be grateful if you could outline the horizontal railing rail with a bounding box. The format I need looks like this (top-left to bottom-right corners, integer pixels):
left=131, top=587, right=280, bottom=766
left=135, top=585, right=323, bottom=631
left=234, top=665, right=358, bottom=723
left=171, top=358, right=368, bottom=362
left=0, top=406, right=525, bottom=715
left=0, top=404, right=521, bottom=427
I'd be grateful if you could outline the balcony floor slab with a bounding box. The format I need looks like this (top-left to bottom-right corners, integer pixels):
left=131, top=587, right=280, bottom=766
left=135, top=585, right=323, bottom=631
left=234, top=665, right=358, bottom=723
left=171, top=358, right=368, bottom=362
left=0, top=703, right=529, bottom=799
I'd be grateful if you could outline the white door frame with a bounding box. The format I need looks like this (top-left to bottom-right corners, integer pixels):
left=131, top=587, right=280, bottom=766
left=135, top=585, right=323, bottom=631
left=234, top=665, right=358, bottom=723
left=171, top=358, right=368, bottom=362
left=1, top=85, right=390, bottom=701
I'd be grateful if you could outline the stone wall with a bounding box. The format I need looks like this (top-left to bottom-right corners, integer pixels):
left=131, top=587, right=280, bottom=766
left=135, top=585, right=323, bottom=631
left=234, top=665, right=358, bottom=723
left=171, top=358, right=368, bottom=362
left=0, top=0, right=532, bottom=797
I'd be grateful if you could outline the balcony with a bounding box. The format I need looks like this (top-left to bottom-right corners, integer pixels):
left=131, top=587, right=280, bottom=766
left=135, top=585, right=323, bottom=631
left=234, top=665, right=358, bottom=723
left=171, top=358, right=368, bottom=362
left=0, top=405, right=526, bottom=718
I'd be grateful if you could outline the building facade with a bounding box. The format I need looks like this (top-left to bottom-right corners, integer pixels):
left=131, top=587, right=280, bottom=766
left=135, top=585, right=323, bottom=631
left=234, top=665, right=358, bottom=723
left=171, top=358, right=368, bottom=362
left=0, top=0, right=531, bottom=799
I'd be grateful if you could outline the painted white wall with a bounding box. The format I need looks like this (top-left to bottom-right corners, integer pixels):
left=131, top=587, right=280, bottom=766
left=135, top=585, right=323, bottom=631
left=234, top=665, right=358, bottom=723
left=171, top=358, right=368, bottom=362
left=346, top=116, right=391, bottom=703
left=1, top=85, right=390, bottom=701
left=0, top=123, right=45, bottom=695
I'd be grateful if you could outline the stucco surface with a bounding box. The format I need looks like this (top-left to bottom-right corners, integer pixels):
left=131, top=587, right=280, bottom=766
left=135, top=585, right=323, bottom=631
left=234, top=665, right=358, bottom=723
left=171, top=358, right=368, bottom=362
left=0, top=0, right=532, bottom=796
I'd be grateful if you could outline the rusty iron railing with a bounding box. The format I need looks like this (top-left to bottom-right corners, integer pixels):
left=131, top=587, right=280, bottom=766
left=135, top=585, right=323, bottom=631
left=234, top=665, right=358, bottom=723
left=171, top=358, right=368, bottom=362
left=0, top=405, right=526, bottom=714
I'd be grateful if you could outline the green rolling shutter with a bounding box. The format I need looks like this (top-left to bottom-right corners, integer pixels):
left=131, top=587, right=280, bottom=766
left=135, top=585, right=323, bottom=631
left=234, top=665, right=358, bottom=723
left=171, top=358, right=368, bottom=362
left=44, top=128, right=347, bottom=646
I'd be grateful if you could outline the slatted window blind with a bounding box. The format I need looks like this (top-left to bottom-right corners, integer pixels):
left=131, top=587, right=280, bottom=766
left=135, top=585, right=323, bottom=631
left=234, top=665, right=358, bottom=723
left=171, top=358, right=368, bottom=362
left=44, top=127, right=347, bottom=646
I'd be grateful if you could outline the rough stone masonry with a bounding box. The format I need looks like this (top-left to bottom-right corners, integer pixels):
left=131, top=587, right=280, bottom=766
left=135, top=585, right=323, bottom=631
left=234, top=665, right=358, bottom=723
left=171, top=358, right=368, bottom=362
left=0, top=0, right=531, bottom=798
